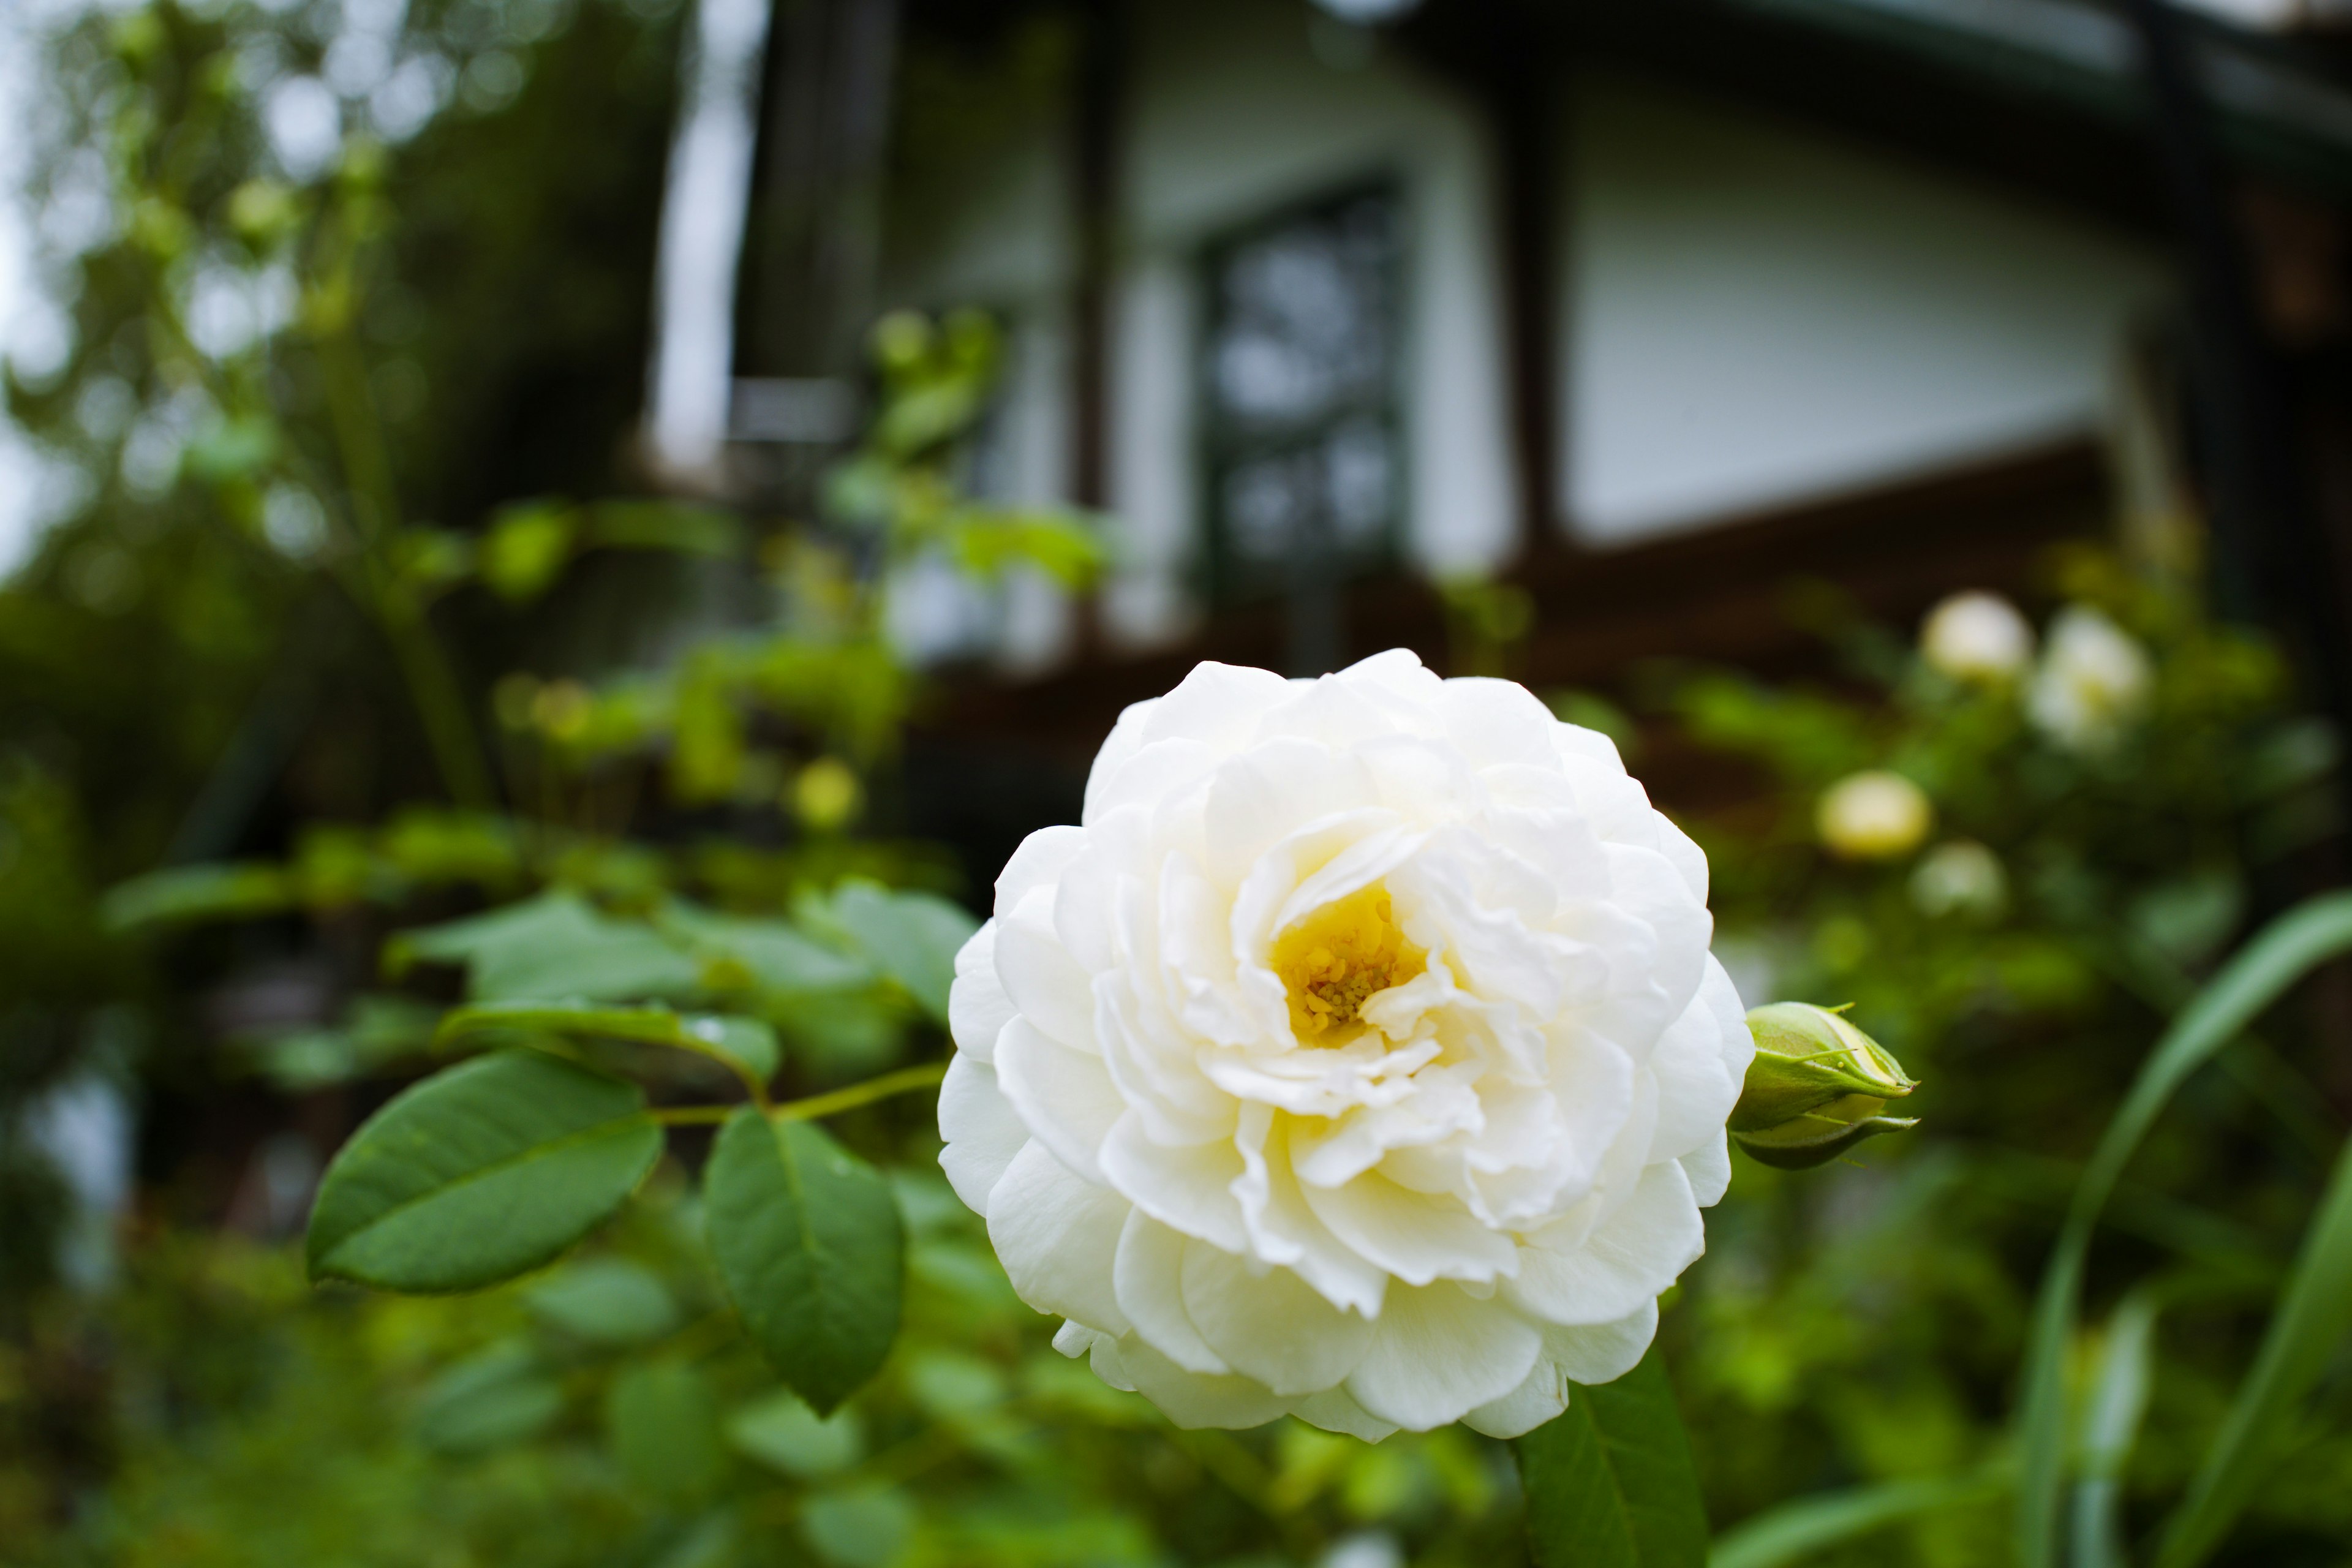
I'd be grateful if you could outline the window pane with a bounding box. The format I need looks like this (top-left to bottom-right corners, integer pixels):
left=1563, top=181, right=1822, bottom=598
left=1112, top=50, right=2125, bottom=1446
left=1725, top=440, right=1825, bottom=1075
left=1203, top=184, right=1401, bottom=602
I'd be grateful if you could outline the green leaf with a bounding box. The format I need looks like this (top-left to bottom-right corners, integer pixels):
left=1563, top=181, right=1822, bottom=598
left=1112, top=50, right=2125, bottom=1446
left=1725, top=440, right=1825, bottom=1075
left=2015, top=891, right=2352, bottom=1568
left=244, top=995, right=439, bottom=1091
left=1711, top=1470, right=2006, bottom=1568
left=480, top=499, right=578, bottom=603
left=823, top=880, right=976, bottom=1025
left=2073, top=1292, right=2161, bottom=1568
left=434, top=999, right=778, bottom=1089
left=2154, top=1136, right=2352, bottom=1567
left=103, top=861, right=292, bottom=930
left=781, top=991, right=908, bottom=1079
left=727, top=1390, right=864, bottom=1478
left=648, top=1513, right=739, bottom=1568
left=526, top=1258, right=680, bottom=1346
left=905, top=1349, right=1008, bottom=1420
left=394, top=527, right=475, bottom=598
left=800, top=1485, right=916, bottom=1568
left=606, top=1357, right=726, bottom=1503
left=942, top=508, right=1104, bottom=589
left=379, top=807, right=524, bottom=888
left=306, top=1049, right=663, bottom=1292
left=184, top=412, right=278, bottom=482
left=667, top=905, right=875, bottom=994
left=584, top=499, right=747, bottom=558
left=413, top=1340, right=565, bottom=1454
left=388, top=891, right=703, bottom=1002
left=704, top=1109, right=903, bottom=1414
left=1514, top=1347, right=1708, bottom=1568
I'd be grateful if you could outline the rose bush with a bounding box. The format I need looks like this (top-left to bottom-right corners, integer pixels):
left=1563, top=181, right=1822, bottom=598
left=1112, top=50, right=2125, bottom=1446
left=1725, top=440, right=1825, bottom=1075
left=939, top=651, right=1752, bottom=1439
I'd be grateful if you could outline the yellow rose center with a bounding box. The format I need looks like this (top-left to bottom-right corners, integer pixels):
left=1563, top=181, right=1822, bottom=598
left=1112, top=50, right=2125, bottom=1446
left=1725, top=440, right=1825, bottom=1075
left=1272, top=884, right=1426, bottom=1044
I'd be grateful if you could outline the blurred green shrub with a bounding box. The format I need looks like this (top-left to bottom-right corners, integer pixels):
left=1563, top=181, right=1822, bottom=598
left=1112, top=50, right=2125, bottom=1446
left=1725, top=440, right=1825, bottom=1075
left=1652, top=553, right=2351, bottom=1564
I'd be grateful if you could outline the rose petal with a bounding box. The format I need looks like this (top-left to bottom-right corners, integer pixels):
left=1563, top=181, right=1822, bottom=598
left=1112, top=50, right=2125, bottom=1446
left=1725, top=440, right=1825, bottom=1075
left=996, top=823, right=1087, bottom=914
left=937, top=1054, right=1027, bottom=1215
left=1681, top=1133, right=1732, bottom=1207
left=995, top=884, right=1100, bottom=1052
left=1203, top=737, right=1381, bottom=889
left=1344, top=1283, right=1542, bottom=1431
left=948, top=921, right=1014, bottom=1063
left=1114, top=1211, right=1227, bottom=1374
left=987, top=1142, right=1133, bottom=1335
left=1230, top=1104, right=1389, bottom=1317
left=1507, top=1159, right=1701, bottom=1327
left=1112, top=1335, right=1290, bottom=1430
left=1139, top=661, right=1295, bottom=752
left=1090, top=737, right=1223, bottom=823
left=995, top=1018, right=1126, bottom=1184
left=1301, top=1169, right=1519, bottom=1287
left=1289, top=1385, right=1400, bottom=1443
left=1461, top=1361, right=1569, bottom=1439
left=1645, top=957, right=1752, bottom=1164
left=1436, top=676, right=1563, bottom=769
left=1178, top=1237, right=1376, bottom=1396
left=1098, top=1111, right=1249, bottom=1253
left=1082, top=700, right=1155, bottom=826
left=1542, top=1298, right=1659, bottom=1385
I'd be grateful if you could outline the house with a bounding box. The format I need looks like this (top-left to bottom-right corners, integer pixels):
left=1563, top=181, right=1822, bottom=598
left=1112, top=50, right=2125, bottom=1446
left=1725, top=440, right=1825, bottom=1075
left=645, top=0, right=2352, bottom=817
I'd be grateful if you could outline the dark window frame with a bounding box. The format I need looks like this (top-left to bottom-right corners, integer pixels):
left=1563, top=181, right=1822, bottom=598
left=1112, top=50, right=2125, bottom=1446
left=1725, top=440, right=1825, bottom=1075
left=1196, top=175, right=1408, bottom=609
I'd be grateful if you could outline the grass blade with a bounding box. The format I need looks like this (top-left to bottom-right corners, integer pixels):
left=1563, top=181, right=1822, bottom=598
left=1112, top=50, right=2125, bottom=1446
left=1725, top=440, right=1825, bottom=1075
left=2153, top=1135, right=2352, bottom=1567
left=1711, top=1469, right=2005, bottom=1568
left=2070, top=1290, right=2162, bottom=1568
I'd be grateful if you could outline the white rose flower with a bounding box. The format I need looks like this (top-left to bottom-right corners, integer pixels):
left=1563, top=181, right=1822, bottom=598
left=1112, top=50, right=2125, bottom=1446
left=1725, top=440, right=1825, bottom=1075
left=1815, top=771, right=1933, bottom=861
left=2028, top=605, right=2153, bottom=753
left=1920, top=590, right=2034, bottom=682
left=939, top=652, right=1752, bottom=1441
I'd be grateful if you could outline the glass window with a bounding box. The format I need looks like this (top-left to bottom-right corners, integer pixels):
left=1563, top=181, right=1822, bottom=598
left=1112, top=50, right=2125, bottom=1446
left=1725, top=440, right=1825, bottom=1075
left=1200, top=183, right=1402, bottom=605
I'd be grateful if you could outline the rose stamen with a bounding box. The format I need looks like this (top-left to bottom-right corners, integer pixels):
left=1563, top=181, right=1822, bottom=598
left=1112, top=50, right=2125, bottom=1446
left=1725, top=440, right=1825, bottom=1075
left=1273, top=884, right=1425, bottom=1044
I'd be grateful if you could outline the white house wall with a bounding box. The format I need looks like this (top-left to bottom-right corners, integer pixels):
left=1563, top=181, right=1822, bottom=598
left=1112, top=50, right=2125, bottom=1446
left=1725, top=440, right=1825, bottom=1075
left=1109, top=0, right=1519, bottom=647
left=1565, top=72, right=2173, bottom=546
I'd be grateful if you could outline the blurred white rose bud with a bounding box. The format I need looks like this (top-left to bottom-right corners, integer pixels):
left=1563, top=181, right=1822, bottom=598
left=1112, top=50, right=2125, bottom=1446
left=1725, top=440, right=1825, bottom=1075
left=941, top=652, right=1754, bottom=1440
left=1816, top=771, right=1932, bottom=861
left=1920, top=590, right=2035, bottom=682
left=1909, top=840, right=2007, bottom=919
left=2028, top=606, right=2153, bottom=753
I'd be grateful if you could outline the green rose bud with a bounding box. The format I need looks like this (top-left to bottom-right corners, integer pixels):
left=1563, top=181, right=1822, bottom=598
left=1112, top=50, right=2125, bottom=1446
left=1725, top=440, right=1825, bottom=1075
left=1732, top=1003, right=1920, bottom=1170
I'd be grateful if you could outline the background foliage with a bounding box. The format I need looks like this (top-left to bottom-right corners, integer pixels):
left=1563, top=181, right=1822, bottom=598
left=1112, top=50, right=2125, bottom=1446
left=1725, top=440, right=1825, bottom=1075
left=4, top=1, right=2351, bottom=1566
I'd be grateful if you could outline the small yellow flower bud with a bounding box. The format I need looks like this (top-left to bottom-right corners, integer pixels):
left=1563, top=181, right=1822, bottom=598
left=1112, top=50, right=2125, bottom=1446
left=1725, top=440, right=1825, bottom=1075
left=1732, top=1003, right=1919, bottom=1170
left=1816, top=771, right=1932, bottom=861
left=793, top=757, right=864, bottom=832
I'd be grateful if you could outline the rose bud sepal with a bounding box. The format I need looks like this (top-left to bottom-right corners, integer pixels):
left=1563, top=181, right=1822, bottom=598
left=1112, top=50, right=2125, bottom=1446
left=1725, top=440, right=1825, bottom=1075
left=1731, top=1003, right=1919, bottom=1171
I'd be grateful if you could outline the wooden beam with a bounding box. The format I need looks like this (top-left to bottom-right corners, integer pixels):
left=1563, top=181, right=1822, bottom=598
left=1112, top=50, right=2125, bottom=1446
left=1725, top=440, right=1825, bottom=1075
left=1491, top=3, right=1567, bottom=563
left=1069, top=0, right=1124, bottom=510
left=922, top=439, right=2112, bottom=782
